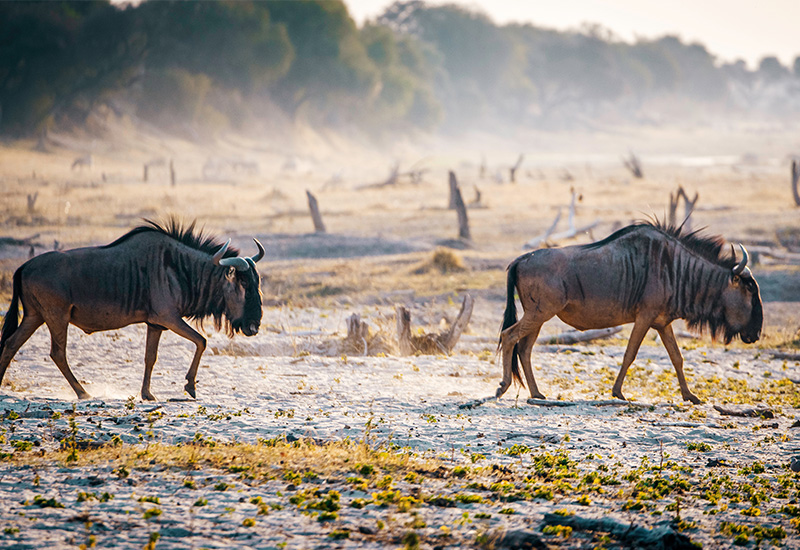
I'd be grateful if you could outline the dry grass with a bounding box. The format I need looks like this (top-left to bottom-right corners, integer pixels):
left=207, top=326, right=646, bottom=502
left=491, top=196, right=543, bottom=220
left=8, top=438, right=440, bottom=480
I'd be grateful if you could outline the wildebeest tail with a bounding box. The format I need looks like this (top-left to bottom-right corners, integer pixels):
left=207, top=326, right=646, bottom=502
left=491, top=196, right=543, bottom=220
left=499, top=259, right=524, bottom=387
left=0, top=267, right=23, bottom=360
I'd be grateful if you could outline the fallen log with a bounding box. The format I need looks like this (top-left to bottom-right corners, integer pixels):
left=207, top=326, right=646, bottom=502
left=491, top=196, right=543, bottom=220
left=458, top=396, right=494, bottom=410
left=526, top=398, right=648, bottom=408
left=542, top=513, right=698, bottom=549
left=536, top=326, right=622, bottom=345
left=770, top=352, right=800, bottom=362
left=713, top=405, right=774, bottom=418
left=523, top=190, right=598, bottom=249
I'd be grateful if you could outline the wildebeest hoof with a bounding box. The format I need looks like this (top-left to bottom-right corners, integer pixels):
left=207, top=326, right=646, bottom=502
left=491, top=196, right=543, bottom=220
left=495, top=384, right=508, bottom=398
left=530, top=392, right=546, bottom=400
left=77, top=391, right=92, bottom=400
left=612, top=389, right=627, bottom=401
left=141, top=391, right=157, bottom=401
left=184, top=383, right=196, bottom=399
left=683, top=393, right=702, bottom=405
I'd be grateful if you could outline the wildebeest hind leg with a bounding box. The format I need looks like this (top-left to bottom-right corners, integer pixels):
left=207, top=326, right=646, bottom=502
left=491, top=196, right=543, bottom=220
left=45, top=320, right=90, bottom=400
left=612, top=316, right=653, bottom=401
left=0, top=314, right=44, bottom=385
left=141, top=325, right=164, bottom=401
left=657, top=325, right=701, bottom=404
left=156, top=316, right=206, bottom=399
left=519, top=332, right=546, bottom=399
left=497, top=321, right=523, bottom=398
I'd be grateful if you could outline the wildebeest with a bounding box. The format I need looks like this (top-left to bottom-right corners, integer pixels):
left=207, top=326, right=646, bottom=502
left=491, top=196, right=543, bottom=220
left=0, top=219, right=264, bottom=401
left=498, top=221, right=762, bottom=404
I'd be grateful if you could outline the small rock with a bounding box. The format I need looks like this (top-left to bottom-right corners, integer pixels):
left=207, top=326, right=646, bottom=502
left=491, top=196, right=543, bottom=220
left=286, top=484, right=297, bottom=491
left=790, top=457, right=800, bottom=473
left=498, top=529, right=548, bottom=549
left=358, top=525, right=376, bottom=535
left=286, top=433, right=299, bottom=443
left=706, top=458, right=727, bottom=467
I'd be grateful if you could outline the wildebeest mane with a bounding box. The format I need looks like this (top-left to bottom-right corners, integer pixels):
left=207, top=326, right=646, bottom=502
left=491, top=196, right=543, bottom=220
left=103, top=218, right=240, bottom=259
left=583, top=220, right=737, bottom=269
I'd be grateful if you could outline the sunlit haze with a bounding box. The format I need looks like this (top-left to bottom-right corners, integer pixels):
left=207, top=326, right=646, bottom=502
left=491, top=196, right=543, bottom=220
left=347, top=0, right=800, bottom=68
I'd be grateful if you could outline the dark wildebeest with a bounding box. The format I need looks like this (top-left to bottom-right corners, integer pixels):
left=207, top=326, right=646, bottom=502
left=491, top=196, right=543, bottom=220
left=0, top=220, right=264, bottom=401
left=498, top=222, right=762, bottom=404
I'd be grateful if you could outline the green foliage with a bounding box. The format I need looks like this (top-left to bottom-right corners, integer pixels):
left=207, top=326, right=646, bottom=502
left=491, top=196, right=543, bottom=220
left=1, top=0, right=792, bottom=137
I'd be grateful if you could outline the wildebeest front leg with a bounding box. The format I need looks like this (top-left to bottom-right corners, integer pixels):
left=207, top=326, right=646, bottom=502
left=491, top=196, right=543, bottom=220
left=657, top=324, right=701, bottom=404
left=46, top=320, right=91, bottom=400
left=0, top=314, right=44, bottom=385
left=141, top=325, right=164, bottom=401
left=612, top=317, right=653, bottom=401
left=157, top=317, right=206, bottom=399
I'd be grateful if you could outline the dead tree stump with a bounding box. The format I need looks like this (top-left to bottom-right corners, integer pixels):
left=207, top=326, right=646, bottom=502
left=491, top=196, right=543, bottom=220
left=509, top=154, right=524, bottom=183
left=306, top=190, right=327, bottom=233
left=26, top=192, right=38, bottom=214
left=344, top=313, right=370, bottom=355
left=623, top=151, right=643, bottom=178
left=792, top=160, right=800, bottom=206
left=451, top=175, right=471, bottom=240
left=395, top=294, right=474, bottom=355
left=448, top=171, right=459, bottom=209
left=668, top=186, right=699, bottom=230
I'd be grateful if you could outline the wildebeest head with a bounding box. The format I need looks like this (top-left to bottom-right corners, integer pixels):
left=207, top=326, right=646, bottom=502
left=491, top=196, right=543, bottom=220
left=213, top=239, right=264, bottom=336
left=720, top=244, right=762, bottom=344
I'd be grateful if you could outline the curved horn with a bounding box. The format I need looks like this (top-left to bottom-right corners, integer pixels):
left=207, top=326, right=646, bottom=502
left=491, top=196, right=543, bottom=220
left=212, top=239, right=230, bottom=265
left=250, top=238, right=265, bottom=263
left=219, top=256, right=251, bottom=271
left=732, top=244, right=748, bottom=276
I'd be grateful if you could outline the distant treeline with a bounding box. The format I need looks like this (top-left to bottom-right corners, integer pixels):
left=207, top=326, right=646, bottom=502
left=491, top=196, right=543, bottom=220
left=1, top=0, right=799, bottom=138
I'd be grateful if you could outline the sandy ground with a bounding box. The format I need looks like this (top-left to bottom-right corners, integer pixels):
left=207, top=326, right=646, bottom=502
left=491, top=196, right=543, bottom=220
left=0, top=304, right=799, bottom=549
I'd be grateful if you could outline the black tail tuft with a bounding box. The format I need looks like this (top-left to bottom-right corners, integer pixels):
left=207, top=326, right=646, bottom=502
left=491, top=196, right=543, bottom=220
left=499, top=259, right=524, bottom=387
left=0, top=267, right=23, bottom=361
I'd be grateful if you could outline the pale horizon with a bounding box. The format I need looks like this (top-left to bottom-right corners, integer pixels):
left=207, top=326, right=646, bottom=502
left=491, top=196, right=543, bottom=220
left=346, top=0, right=800, bottom=69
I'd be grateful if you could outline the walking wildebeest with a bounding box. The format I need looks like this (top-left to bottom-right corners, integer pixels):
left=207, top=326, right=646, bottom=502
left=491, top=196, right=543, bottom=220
left=498, top=221, right=762, bottom=404
left=0, top=219, right=264, bottom=401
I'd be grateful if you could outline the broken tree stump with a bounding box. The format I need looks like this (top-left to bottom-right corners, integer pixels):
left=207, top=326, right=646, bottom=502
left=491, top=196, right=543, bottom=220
left=306, top=190, right=327, bottom=233
left=668, top=186, right=699, bottom=230
left=509, top=153, right=524, bottom=183
left=26, top=192, right=38, bottom=214
left=623, top=151, right=643, bottom=178
left=396, top=294, right=474, bottom=355
left=450, top=173, right=471, bottom=240
left=792, top=160, right=800, bottom=206
left=344, top=314, right=370, bottom=355
left=447, top=170, right=458, bottom=210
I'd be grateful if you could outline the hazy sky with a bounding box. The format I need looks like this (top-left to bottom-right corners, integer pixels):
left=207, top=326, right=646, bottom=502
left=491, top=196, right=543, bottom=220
left=346, top=0, right=799, bottom=69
